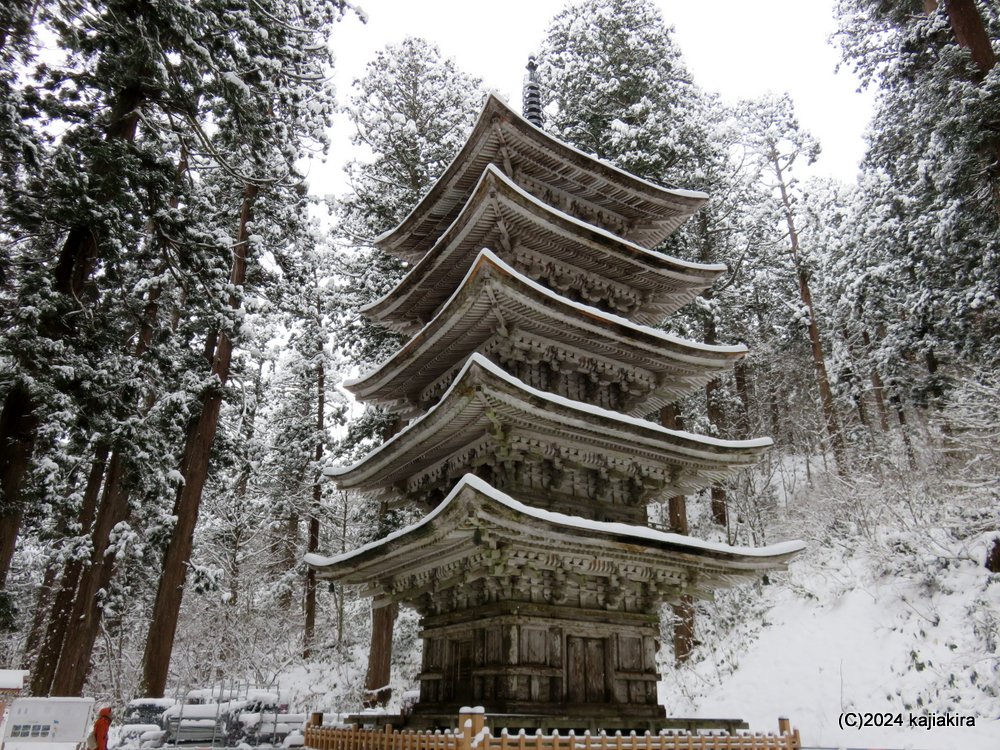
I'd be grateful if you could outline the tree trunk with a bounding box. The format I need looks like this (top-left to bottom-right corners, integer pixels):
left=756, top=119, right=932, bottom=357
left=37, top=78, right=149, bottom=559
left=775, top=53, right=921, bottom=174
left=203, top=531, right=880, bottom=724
left=0, top=383, right=38, bottom=585
left=278, top=510, right=300, bottom=610
left=672, top=595, right=696, bottom=664
left=839, top=327, right=872, bottom=434
left=703, top=306, right=728, bottom=527
left=50, top=451, right=131, bottom=696
left=943, top=0, right=996, bottom=78
left=772, top=153, right=845, bottom=471
left=890, top=387, right=917, bottom=469
left=659, top=403, right=694, bottom=664
left=986, top=537, right=1000, bottom=573
left=733, top=361, right=752, bottom=438
left=363, top=601, right=398, bottom=707
left=304, top=360, right=324, bottom=658
left=30, top=444, right=109, bottom=695
left=21, top=560, right=60, bottom=673
left=139, top=183, right=258, bottom=697
left=336, top=495, right=349, bottom=649
left=860, top=330, right=891, bottom=433
left=936, top=0, right=1000, bottom=215
left=363, top=495, right=398, bottom=706
left=659, top=404, right=690, bottom=534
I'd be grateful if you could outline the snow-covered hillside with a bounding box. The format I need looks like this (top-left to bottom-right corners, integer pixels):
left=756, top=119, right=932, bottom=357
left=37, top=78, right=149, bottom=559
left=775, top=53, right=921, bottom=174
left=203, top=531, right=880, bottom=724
left=661, top=459, right=1000, bottom=750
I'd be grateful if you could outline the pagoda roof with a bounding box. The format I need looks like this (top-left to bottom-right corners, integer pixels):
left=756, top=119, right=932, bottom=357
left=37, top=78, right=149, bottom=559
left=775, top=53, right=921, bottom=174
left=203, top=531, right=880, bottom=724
left=305, top=474, right=804, bottom=606
left=331, top=353, right=771, bottom=497
left=364, top=165, right=724, bottom=332
left=376, top=94, right=708, bottom=263
left=347, top=249, right=745, bottom=417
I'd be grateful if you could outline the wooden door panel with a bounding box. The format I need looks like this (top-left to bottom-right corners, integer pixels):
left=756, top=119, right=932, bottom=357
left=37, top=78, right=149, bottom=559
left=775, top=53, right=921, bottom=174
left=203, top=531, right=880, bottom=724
left=584, top=637, right=606, bottom=702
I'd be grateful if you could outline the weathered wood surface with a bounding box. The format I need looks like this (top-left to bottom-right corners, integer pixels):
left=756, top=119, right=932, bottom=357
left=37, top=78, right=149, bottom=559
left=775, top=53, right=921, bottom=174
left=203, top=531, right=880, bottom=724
left=417, top=605, right=660, bottom=713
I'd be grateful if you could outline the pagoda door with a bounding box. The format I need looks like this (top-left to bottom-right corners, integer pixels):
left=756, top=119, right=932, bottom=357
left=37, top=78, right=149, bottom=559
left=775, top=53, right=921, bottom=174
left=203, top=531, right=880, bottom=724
left=445, top=639, right=473, bottom=701
left=566, top=636, right=607, bottom=703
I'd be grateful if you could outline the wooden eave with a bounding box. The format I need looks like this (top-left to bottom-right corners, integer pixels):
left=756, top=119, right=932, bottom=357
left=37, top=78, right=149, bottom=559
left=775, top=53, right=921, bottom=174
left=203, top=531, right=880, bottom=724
left=376, top=94, right=709, bottom=263
left=305, top=475, right=804, bottom=603
left=347, top=249, right=745, bottom=417
left=364, top=165, right=724, bottom=332
left=330, top=353, right=771, bottom=496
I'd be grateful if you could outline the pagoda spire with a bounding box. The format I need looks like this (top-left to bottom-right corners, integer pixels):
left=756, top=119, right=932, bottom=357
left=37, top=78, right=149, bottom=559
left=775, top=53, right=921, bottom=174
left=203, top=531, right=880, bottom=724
left=522, top=56, right=543, bottom=127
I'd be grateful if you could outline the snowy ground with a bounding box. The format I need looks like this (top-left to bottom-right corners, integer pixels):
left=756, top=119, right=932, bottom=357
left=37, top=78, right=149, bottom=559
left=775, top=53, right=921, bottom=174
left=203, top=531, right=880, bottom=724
left=661, top=537, right=1000, bottom=749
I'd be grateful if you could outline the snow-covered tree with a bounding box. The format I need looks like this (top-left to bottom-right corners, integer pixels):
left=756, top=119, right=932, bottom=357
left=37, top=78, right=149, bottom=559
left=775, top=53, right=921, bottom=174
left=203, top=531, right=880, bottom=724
left=537, top=0, right=707, bottom=185
left=0, top=0, right=347, bottom=696
left=834, top=0, right=1000, bottom=388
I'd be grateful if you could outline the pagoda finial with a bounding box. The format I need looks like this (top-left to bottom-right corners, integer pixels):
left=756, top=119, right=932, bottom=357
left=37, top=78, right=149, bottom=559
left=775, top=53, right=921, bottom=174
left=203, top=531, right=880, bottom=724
left=523, top=56, right=543, bottom=128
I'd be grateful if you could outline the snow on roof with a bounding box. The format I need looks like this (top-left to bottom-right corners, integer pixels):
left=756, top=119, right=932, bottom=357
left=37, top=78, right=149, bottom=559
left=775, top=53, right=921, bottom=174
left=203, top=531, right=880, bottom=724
left=347, top=248, right=745, bottom=392
left=127, top=698, right=176, bottom=708
left=362, top=164, right=725, bottom=320
left=0, top=669, right=27, bottom=690
left=331, top=350, right=770, bottom=480
left=485, top=164, right=720, bottom=269
left=375, top=94, right=708, bottom=256
left=305, top=473, right=804, bottom=570
left=494, top=94, right=709, bottom=200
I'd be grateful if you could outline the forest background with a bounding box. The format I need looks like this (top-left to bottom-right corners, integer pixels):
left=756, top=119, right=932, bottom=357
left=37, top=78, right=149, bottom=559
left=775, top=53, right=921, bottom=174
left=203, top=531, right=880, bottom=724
left=0, top=0, right=998, bottom=746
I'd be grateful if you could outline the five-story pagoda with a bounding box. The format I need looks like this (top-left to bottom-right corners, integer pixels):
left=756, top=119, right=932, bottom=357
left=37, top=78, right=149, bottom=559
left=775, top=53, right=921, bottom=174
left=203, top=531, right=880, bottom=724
left=306, top=93, right=803, bottom=730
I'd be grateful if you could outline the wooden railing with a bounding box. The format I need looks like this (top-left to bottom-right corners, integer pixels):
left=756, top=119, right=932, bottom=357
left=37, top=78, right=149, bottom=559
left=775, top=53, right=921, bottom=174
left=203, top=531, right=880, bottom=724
left=304, top=713, right=801, bottom=750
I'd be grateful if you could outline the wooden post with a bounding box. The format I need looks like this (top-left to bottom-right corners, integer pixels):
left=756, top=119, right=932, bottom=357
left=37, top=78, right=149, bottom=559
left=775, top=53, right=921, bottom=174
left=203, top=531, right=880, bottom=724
left=458, top=709, right=485, bottom=750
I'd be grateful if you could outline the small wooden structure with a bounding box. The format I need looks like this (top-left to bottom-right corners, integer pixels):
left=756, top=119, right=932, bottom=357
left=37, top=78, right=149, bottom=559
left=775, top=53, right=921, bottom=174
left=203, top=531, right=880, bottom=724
left=307, top=94, right=803, bottom=729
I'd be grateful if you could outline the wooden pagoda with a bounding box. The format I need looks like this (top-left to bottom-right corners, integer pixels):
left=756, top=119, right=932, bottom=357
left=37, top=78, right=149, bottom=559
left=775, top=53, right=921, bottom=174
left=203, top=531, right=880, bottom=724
left=307, top=94, right=803, bottom=730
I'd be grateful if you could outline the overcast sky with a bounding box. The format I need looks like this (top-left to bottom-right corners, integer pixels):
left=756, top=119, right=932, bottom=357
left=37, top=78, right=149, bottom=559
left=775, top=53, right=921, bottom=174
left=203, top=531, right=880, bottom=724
left=314, top=0, right=876, bottom=196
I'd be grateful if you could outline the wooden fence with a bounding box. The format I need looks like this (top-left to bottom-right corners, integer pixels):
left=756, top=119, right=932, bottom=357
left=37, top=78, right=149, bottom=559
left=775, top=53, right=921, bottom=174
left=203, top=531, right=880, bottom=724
left=304, top=713, right=801, bottom=750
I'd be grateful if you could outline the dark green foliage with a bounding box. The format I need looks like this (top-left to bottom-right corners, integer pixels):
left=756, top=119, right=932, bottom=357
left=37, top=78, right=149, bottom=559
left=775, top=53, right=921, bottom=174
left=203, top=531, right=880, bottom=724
left=834, top=0, right=1000, bottom=387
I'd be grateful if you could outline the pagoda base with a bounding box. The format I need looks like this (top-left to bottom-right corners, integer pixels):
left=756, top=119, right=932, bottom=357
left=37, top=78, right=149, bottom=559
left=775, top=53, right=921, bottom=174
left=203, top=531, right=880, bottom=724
left=348, top=711, right=749, bottom=736
left=400, top=711, right=749, bottom=736
left=414, top=601, right=663, bottom=724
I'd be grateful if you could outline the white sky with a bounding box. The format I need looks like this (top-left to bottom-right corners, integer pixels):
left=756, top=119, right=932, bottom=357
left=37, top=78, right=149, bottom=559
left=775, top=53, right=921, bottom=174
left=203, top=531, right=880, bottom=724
left=314, top=0, right=876, bottom=197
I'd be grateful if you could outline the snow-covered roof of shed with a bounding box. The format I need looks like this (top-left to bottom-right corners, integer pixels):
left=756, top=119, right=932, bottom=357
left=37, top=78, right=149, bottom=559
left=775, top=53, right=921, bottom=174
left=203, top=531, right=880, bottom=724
left=331, top=351, right=770, bottom=497
left=0, top=669, right=27, bottom=691
left=347, top=249, right=745, bottom=417
left=375, top=94, right=709, bottom=263
left=364, top=165, right=724, bottom=332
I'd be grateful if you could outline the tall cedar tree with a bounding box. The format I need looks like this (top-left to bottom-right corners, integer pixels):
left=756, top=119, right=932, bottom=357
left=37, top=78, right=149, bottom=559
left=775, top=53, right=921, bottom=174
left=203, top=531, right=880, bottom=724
left=738, top=95, right=846, bottom=471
